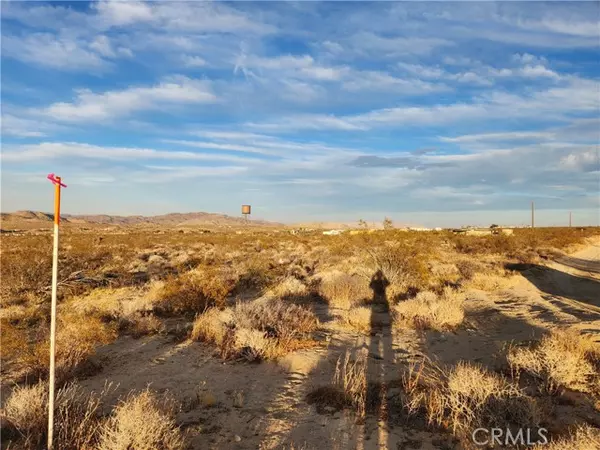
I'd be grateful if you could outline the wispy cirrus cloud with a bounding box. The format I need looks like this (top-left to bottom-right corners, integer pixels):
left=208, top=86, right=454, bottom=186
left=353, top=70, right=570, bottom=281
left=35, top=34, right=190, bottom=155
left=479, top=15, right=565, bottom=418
left=36, top=76, right=217, bottom=122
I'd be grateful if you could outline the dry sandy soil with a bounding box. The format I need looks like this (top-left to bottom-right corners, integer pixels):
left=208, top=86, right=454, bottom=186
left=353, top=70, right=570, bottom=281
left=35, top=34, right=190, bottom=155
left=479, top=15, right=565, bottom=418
left=62, top=240, right=599, bottom=449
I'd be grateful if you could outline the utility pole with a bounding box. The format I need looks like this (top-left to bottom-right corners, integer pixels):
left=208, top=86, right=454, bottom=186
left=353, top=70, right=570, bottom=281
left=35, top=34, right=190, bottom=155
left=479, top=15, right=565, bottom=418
left=531, top=201, right=535, bottom=229
left=569, top=211, right=572, bottom=227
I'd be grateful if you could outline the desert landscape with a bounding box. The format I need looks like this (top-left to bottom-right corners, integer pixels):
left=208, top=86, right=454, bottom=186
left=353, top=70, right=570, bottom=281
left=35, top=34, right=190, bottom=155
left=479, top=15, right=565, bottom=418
left=1, top=212, right=599, bottom=449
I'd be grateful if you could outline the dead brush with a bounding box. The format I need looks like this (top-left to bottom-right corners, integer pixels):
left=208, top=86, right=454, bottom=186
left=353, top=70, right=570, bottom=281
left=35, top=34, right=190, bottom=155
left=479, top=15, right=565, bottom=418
left=97, top=389, right=185, bottom=450
left=339, top=306, right=372, bottom=334
left=401, top=360, right=540, bottom=437
left=191, top=300, right=318, bottom=361
left=154, top=265, right=235, bottom=314
left=333, top=350, right=368, bottom=419
left=5, top=312, right=115, bottom=382
left=3, top=381, right=112, bottom=450
left=319, top=272, right=371, bottom=310
left=360, top=241, right=431, bottom=295
left=508, top=329, right=600, bottom=393
left=531, top=424, right=600, bottom=450
left=392, top=287, right=465, bottom=331
left=232, top=299, right=318, bottom=341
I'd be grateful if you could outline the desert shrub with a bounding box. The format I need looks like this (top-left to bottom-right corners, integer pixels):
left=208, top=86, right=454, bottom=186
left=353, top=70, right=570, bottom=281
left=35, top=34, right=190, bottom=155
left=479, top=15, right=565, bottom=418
left=192, top=300, right=318, bottom=361
left=402, top=360, right=540, bottom=437
left=319, top=272, right=371, bottom=310
left=21, top=313, right=116, bottom=381
left=393, top=288, right=465, bottom=331
left=307, top=350, right=369, bottom=419
left=532, top=424, right=600, bottom=450
left=155, top=266, right=234, bottom=314
left=428, top=262, right=460, bottom=288
left=455, top=259, right=480, bottom=281
left=3, top=382, right=108, bottom=450
left=339, top=306, right=372, bottom=334
left=190, top=307, right=229, bottom=345
left=1, top=319, right=29, bottom=365
left=361, top=241, right=431, bottom=294
left=269, top=276, right=308, bottom=298
left=332, top=350, right=368, bottom=418
left=464, top=271, right=515, bottom=292
left=232, top=299, right=318, bottom=341
left=121, top=314, right=165, bottom=338
left=508, top=329, right=600, bottom=393
left=98, top=389, right=184, bottom=450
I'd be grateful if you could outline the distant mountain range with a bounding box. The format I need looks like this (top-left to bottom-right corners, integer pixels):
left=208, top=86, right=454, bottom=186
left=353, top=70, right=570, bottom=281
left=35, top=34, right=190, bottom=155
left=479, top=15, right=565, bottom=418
left=1, top=210, right=282, bottom=228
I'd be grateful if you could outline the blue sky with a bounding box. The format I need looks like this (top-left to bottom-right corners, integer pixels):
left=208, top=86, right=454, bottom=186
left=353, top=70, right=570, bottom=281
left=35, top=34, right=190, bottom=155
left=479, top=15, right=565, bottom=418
left=1, top=1, right=599, bottom=227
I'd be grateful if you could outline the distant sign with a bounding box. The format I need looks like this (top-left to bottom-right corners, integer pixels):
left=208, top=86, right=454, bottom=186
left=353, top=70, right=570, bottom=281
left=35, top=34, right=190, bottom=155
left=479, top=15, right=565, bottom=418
left=241, top=205, right=251, bottom=215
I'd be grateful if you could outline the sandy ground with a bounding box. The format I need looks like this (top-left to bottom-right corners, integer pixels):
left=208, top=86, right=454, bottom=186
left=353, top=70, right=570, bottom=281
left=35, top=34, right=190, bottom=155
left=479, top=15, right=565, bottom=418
left=65, top=242, right=600, bottom=449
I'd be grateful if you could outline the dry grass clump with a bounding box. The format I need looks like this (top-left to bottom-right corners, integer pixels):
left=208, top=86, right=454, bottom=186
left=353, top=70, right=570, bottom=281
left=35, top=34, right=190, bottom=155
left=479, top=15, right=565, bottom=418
left=98, top=389, right=184, bottom=450
left=307, top=350, right=368, bottom=419
left=3, top=382, right=109, bottom=450
left=120, top=314, right=165, bottom=338
left=191, top=300, right=318, bottom=361
left=269, top=276, right=308, bottom=298
left=508, top=329, right=600, bottom=393
left=464, top=271, right=516, bottom=291
left=402, top=360, right=540, bottom=437
left=392, top=288, right=465, bottom=331
left=319, top=272, right=371, bottom=310
left=5, top=313, right=115, bottom=381
left=532, top=424, right=600, bottom=450
left=360, top=241, right=431, bottom=295
left=339, top=306, right=372, bottom=334
left=333, top=350, right=368, bottom=419
left=232, top=299, right=318, bottom=341
left=154, top=266, right=235, bottom=314
left=190, top=307, right=230, bottom=345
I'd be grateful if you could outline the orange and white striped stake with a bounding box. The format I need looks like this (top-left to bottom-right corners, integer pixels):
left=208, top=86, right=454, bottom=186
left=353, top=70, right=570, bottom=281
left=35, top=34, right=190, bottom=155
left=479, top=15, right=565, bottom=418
left=46, top=173, right=66, bottom=450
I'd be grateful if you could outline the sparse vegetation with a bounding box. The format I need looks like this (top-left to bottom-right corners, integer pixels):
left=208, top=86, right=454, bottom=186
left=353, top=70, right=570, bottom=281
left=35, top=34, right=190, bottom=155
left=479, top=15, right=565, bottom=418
left=508, top=329, right=600, bottom=393
left=401, top=360, right=540, bottom=438
left=393, top=287, right=465, bottom=331
left=319, top=272, right=371, bottom=310
left=3, top=382, right=111, bottom=450
left=98, top=389, right=185, bottom=450
left=1, top=224, right=598, bottom=448
left=154, top=266, right=235, bottom=314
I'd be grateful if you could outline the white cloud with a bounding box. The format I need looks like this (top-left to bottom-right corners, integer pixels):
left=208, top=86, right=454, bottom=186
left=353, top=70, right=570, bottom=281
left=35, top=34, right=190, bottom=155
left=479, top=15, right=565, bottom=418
left=93, top=0, right=276, bottom=34
left=38, top=77, right=217, bottom=122
left=342, top=70, right=448, bottom=93
left=89, top=35, right=132, bottom=58
left=348, top=32, right=453, bottom=57
left=440, top=131, right=555, bottom=143
left=1, top=114, right=52, bottom=138
left=182, top=55, right=207, bottom=68
left=560, top=148, right=599, bottom=171
left=1, top=33, right=108, bottom=71
left=1, top=142, right=253, bottom=163
left=94, top=0, right=154, bottom=26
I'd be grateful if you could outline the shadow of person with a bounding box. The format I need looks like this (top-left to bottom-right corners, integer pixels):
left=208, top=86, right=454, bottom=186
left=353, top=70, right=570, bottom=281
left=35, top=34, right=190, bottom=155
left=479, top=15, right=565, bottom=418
left=369, top=269, right=390, bottom=306
left=365, top=269, right=393, bottom=448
